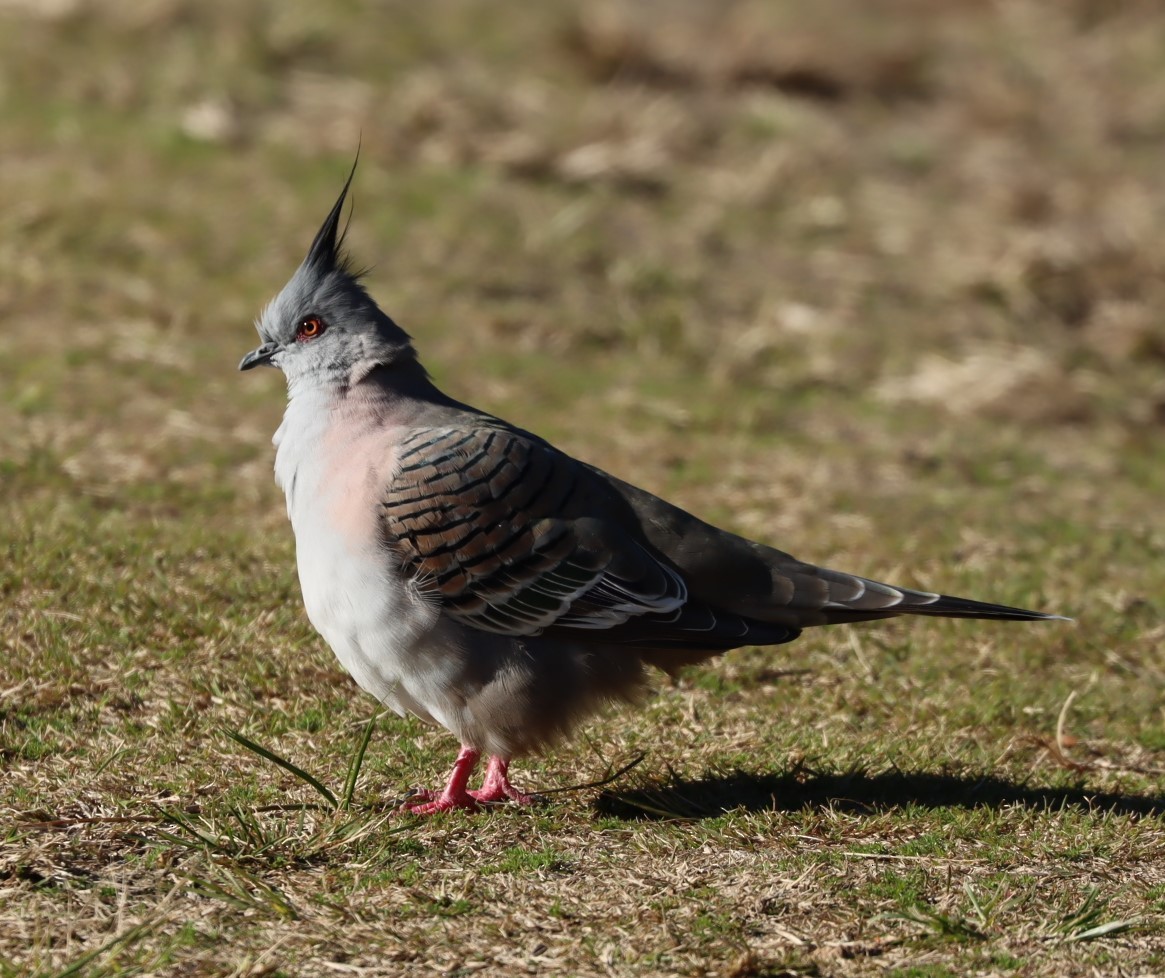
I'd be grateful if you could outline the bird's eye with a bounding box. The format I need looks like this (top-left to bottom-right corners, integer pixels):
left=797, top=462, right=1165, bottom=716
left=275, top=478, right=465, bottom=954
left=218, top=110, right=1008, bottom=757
left=296, top=316, right=327, bottom=342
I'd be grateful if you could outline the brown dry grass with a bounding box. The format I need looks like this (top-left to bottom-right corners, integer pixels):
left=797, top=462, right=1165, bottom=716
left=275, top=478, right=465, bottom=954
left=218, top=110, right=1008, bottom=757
left=2, top=1, right=1164, bottom=975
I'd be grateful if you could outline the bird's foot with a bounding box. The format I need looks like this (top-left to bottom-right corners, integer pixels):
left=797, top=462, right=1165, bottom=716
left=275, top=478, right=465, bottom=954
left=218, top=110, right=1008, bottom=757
left=467, top=755, right=537, bottom=806
left=398, top=744, right=482, bottom=816
left=398, top=750, right=535, bottom=815
left=400, top=787, right=481, bottom=815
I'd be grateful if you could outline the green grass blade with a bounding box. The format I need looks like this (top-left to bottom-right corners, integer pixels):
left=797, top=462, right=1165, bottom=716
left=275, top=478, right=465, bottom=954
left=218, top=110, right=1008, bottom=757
left=224, top=728, right=337, bottom=809
left=1066, top=918, right=1142, bottom=942
left=340, top=712, right=378, bottom=811
left=47, top=918, right=157, bottom=978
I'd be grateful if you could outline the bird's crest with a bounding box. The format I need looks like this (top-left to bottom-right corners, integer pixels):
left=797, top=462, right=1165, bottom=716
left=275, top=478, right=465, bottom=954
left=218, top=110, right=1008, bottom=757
left=303, top=151, right=359, bottom=276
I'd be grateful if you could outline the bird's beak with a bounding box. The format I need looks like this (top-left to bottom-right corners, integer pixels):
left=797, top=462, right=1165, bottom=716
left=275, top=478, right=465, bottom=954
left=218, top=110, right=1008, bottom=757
left=239, top=341, right=280, bottom=371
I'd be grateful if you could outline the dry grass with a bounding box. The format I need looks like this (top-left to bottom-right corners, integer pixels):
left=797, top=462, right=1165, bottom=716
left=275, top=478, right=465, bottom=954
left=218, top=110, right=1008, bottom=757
left=2, top=1, right=1164, bottom=975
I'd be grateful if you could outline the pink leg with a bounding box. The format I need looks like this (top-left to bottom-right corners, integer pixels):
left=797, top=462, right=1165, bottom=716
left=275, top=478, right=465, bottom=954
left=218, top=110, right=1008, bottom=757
left=468, top=755, right=536, bottom=806
left=401, top=745, right=482, bottom=815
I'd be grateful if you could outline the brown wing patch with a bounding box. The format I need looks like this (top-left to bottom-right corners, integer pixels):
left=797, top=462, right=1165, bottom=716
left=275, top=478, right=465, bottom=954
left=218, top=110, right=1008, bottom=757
left=382, top=427, right=608, bottom=634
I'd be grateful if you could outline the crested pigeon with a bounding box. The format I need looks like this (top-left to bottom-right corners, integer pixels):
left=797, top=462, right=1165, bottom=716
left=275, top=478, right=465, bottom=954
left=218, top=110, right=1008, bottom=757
left=240, top=165, right=1063, bottom=814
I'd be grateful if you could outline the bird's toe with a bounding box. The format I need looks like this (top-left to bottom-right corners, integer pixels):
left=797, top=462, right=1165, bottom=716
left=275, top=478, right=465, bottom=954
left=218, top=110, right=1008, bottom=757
left=399, top=789, right=480, bottom=815
left=468, top=784, right=538, bottom=806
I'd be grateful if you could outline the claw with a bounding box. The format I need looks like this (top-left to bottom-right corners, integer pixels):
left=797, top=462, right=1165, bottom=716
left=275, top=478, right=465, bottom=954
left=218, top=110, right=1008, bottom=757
left=401, top=794, right=479, bottom=815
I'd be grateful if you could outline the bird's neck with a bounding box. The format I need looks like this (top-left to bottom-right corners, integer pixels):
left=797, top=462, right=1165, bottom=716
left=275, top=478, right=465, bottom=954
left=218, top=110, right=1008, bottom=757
left=272, top=360, right=474, bottom=518
left=344, top=361, right=476, bottom=424
left=285, top=357, right=450, bottom=408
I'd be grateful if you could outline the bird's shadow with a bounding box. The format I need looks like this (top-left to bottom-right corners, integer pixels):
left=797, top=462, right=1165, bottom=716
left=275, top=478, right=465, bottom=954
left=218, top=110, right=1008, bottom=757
left=592, top=764, right=1164, bottom=820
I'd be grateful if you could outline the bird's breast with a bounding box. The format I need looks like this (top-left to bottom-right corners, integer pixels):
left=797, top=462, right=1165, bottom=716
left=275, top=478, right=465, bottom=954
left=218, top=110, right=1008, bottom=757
left=273, top=399, right=443, bottom=708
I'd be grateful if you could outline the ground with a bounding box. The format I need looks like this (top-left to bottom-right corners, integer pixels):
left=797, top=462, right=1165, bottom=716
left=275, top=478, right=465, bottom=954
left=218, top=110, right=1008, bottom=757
left=2, top=1, right=1164, bottom=975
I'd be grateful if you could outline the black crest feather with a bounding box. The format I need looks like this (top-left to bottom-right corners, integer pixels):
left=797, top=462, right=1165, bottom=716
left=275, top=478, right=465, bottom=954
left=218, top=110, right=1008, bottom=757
left=304, top=150, right=359, bottom=275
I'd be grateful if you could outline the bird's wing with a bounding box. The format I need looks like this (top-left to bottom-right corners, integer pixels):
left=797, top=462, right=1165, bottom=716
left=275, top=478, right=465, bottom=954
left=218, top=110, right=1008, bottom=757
left=381, top=425, right=696, bottom=638
left=382, top=424, right=1051, bottom=646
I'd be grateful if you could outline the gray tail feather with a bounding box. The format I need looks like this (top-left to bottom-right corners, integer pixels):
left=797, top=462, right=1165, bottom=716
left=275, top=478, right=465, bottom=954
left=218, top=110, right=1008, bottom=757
left=811, top=566, right=1068, bottom=624
left=905, top=593, right=1068, bottom=622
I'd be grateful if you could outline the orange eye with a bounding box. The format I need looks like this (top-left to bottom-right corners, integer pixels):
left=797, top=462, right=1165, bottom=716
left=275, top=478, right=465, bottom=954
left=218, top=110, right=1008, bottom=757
left=296, top=316, right=326, bottom=341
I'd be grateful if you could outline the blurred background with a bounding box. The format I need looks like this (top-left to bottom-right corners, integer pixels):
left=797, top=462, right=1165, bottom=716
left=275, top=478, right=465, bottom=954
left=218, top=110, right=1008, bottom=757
left=4, top=0, right=1164, bottom=759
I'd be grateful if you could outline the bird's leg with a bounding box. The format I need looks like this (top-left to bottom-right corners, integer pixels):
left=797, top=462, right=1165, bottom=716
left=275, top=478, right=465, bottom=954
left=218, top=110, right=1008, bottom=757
left=401, top=745, right=481, bottom=814
left=468, top=755, right=536, bottom=806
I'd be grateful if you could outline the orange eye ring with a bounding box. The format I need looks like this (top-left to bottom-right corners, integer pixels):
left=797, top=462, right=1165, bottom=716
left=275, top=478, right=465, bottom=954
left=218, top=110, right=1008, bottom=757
left=296, top=316, right=327, bottom=341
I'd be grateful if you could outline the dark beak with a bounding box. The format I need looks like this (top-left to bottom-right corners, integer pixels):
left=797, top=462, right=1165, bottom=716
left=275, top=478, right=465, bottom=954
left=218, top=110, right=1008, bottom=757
left=239, top=342, right=280, bottom=371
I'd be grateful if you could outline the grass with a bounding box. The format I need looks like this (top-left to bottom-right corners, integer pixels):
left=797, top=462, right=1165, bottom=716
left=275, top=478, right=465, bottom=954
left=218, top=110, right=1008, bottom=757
left=2, top=0, right=1165, bottom=974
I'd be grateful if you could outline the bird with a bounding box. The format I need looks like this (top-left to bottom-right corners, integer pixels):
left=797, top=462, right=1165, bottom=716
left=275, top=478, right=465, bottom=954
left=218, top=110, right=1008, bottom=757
left=239, top=163, right=1064, bottom=814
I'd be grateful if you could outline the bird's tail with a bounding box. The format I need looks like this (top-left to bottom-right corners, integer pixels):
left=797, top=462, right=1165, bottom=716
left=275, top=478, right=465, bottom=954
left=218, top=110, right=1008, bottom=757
left=806, top=566, right=1068, bottom=625
left=901, top=592, right=1067, bottom=621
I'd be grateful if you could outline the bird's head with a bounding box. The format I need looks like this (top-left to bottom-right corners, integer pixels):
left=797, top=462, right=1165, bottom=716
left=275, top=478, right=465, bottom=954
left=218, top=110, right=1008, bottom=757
left=240, top=160, right=417, bottom=392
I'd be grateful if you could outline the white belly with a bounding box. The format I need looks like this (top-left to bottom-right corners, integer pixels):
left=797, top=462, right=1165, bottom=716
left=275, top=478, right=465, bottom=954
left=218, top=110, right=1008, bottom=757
left=295, top=513, right=417, bottom=706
